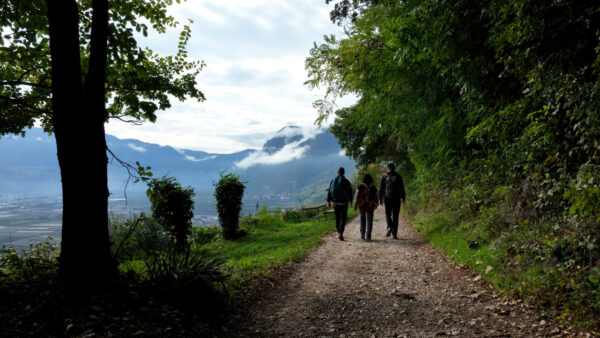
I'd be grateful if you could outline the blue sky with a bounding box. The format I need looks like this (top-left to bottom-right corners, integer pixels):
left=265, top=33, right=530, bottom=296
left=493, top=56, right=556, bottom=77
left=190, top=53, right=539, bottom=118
left=104, top=0, right=355, bottom=154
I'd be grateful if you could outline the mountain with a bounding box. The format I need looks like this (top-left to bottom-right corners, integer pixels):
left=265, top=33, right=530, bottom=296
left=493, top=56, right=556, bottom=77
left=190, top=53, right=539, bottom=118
left=0, top=126, right=356, bottom=208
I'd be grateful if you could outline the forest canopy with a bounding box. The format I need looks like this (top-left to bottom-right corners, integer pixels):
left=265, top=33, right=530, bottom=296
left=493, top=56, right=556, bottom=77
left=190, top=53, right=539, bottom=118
left=306, top=0, right=600, bottom=217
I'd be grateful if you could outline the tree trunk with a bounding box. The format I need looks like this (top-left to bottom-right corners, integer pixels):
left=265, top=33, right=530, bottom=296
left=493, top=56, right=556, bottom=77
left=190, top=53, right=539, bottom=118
left=47, top=0, right=116, bottom=287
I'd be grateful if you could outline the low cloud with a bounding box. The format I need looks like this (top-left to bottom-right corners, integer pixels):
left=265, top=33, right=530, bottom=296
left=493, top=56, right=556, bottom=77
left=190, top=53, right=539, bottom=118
left=127, top=143, right=147, bottom=152
left=175, top=149, right=217, bottom=162
left=235, top=126, right=324, bottom=169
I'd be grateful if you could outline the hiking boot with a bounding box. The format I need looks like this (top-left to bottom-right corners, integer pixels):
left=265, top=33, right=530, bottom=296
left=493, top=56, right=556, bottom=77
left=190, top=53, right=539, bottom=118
left=339, top=234, right=345, bottom=241
left=386, top=229, right=392, bottom=237
left=366, top=238, right=372, bottom=242
left=392, top=236, right=399, bottom=240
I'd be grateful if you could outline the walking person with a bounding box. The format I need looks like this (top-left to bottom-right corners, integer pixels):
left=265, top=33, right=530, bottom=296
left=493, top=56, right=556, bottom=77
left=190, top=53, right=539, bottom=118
left=327, top=167, right=353, bottom=241
left=354, top=173, right=379, bottom=241
left=379, top=163, right=406, bottom=239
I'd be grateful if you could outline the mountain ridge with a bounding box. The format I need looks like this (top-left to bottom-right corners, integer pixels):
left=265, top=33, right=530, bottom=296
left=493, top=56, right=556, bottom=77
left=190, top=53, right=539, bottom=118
left=0, top=127, right=356, bottom=207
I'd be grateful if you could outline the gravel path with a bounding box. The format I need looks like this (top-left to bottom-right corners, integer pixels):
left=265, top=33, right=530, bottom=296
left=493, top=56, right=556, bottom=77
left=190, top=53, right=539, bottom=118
left=230, top=207, right=565, bottom=337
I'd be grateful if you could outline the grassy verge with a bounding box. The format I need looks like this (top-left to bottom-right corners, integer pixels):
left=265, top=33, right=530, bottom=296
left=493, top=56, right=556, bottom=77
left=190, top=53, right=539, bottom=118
left=404, top=185, right=600, bottom=332
left=408, top=209, right=516, bottom=291
left=195, top=207, right=358, bottom=286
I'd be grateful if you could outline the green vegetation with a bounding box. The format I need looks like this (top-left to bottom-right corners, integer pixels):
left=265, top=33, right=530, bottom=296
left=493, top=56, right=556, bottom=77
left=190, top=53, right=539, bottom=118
left=310, top=0, right=600, bottom=330
left=147, top=176, right=195, bottom=253
left=196, top=205, right=357, bottom=284
left=214, top=172, right=246, bottom=240
left=0, top=239, right=59, bottom=283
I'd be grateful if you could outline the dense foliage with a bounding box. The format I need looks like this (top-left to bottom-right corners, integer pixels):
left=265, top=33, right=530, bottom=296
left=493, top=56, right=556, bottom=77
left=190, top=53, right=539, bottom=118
left=214, top=172, right=246, bottom=240
left=0, top=239, right=59, bottom=283
left=308, top=0, right=600, bottom=328
left=147, top=176, right=195, bottom=253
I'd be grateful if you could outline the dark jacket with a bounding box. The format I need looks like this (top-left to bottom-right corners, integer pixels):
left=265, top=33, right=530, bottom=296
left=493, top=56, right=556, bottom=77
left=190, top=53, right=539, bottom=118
left=379, top=171, right=406, bottom=202
left=327, top=175, right=353, bottom=205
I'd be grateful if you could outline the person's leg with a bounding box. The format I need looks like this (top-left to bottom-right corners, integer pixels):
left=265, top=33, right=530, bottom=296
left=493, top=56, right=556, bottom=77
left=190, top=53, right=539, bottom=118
left=392, top=200, right=401, bottom=238
left=384, top=199, right=393, bottom=236
left=334, top=205, right=342, bottom=234
left=359, top=210, right=366, bottom=239
left=339, top=204, right=348, bottom=235
left=366, top=211, right=374, bottom=240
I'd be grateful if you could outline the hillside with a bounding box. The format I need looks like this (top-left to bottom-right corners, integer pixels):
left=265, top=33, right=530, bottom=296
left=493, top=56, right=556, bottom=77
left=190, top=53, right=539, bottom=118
left=0, top=126, right=355, bottom=206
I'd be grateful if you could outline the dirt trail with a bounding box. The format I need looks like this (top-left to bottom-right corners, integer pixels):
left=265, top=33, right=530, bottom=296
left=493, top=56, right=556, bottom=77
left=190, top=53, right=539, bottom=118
left=230, top=208, right=562, bottom=337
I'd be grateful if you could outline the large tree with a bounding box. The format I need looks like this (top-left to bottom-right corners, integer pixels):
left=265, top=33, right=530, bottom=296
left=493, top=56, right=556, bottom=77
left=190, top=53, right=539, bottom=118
left=0, top=0, right=204, bottom=286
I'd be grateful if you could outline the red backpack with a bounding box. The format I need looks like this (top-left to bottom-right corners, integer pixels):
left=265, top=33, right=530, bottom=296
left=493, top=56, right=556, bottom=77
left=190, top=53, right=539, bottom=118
left=357, top=184, right=377, bottom=212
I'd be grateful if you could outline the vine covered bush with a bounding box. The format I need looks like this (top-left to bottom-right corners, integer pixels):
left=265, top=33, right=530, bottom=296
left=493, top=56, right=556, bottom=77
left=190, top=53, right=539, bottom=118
left=147, top=176, right=195, bottom=253
left=214, top=172, right=246, bottom=240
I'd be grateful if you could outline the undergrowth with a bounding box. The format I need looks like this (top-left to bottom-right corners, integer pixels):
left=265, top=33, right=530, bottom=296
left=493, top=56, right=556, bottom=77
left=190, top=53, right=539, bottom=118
left=405, top=178, right=600, bottom=331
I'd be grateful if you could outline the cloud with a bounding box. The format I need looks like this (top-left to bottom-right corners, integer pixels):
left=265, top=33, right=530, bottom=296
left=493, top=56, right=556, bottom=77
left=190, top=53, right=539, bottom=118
left=175, top=149, right=217, bottom=162
left=104, top=1, right=358, bottom=154
left=234, top=126, right=325, bottom=169
left=127, top=143, right=147, bottom=152
left=235, top=143, right=309, bottom=169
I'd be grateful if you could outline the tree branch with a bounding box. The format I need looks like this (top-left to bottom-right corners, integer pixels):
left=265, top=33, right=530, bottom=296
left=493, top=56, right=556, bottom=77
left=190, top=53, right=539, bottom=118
left=111, top=115, right=143, bottom=125
left=0, top=80, right=51, bottom=89
left=16, top=66, right=45, bottom=82
left=0, top=94, right=51, bottom=114
left=106, top=146, right=151, bottom=207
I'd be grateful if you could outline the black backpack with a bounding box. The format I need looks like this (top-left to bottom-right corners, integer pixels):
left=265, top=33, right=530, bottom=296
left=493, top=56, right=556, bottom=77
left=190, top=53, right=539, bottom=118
left=330, top=176, right=347, bottom=203
left=385, top=172, right=401, bottom=199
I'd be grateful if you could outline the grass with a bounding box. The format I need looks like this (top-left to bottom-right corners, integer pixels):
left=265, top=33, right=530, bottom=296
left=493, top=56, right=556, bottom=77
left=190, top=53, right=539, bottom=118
left=195, top=208, right=358, bottom=283
left=409, top=208, right=520, bottom=292
left=406, top=193, right=600, bottom=331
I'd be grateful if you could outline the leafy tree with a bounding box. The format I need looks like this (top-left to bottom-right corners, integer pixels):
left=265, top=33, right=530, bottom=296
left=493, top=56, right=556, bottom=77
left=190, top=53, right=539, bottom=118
left=147, top=176, right=195, bottom=254
left=0, top=0, right=204, bottom=286
left=308, top=0, right=600, bottom=200
left=214, top=172, right=246, bottom=240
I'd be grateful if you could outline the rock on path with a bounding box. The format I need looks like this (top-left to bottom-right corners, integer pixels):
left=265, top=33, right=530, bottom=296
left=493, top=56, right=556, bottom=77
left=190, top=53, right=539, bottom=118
left=230, top=208, right=560, bottom=337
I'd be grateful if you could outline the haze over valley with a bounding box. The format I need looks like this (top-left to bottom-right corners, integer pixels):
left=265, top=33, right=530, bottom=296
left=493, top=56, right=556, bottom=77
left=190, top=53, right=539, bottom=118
left=0, top=126, right=355, bottom=248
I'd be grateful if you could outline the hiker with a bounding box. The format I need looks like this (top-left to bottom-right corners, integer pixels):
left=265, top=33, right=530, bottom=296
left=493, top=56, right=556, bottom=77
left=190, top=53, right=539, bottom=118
left=379, top=163, right=406, bottom=239
left=354, top=173, right=379, bottom=241
left=327, top=167, right=353, bottom=241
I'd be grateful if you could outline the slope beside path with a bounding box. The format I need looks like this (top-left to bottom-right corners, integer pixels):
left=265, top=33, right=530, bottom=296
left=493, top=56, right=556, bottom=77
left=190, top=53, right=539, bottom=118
left=230, top=207, right=562, bottom=337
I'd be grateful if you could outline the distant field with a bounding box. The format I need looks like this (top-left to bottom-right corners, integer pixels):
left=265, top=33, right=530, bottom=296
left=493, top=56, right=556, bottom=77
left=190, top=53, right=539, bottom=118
left=0, top=194, right=306, bottom=248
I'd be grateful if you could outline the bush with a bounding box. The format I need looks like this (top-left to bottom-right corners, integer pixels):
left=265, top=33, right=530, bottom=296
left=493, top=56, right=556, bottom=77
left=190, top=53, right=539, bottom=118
left=147, top=176, right=195, bottom=253
left=193, top=226, right=221, bottom=246
left=214, top=171, right=246, bottom=240
left=0, top=238, right=59, bottom=283
left=144, top=250, right=229, bottom=311
left=109, top=214, right=172, bottom=262
left=282, top=205, right=327, bottom=223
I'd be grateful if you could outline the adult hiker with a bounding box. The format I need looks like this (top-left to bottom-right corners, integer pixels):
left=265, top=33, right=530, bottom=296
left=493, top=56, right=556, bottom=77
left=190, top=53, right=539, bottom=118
left=354, top=173, right=379, bottom=241
left=379, top=163, right=406, bottom=239
left=327, top=167, right=353, bottom=241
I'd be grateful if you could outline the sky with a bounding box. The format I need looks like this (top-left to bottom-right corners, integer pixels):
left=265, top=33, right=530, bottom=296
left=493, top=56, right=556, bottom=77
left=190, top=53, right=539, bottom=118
left=104, top=0, right=355, bottom=154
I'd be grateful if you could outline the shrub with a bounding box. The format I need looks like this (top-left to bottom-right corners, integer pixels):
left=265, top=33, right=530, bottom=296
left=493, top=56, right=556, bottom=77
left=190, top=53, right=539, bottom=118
left=0, top=238, right=59, bottom=283
left=214, top=171, right=246, bottom=240
left=147, top=176, right=195, bottom=253
left=282, top=205, right=328, bottom=223
left=143, top=249, right=230, bottom=312
left=109, top=214, right=172, bottom=262
left=193, top=226, right=221, bottom=246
